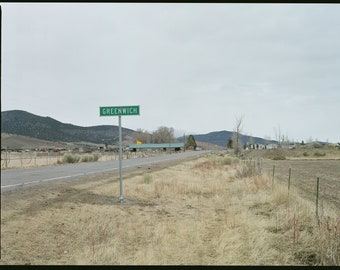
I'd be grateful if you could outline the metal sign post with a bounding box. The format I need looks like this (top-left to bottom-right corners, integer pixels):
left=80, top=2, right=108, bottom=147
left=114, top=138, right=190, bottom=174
left=100, top=105, right=140, bottom=203
left=118, top=115, right=123, bottom=203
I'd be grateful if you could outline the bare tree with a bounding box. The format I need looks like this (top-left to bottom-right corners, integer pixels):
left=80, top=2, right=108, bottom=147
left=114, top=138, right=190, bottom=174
left=282, top=134, right=290, bottom=149
left=232, top=116, right=244, bottom=155
left=152, top=126, right=176, bottom=143
left=274, top=125, right=285, bottom=148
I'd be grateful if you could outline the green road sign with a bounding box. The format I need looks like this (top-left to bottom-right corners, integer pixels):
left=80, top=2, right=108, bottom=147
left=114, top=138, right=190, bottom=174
left=99, top=105, right=140, bottom=203
left=100, top=105, right=140, bottom=116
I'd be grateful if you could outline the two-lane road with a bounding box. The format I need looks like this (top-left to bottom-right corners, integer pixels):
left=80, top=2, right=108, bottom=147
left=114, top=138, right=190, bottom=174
left=1, top=151, right=210, bottom=192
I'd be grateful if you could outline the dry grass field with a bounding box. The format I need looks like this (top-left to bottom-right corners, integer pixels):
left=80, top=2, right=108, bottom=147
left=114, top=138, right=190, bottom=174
left=1, top=152, right=339, bottom=265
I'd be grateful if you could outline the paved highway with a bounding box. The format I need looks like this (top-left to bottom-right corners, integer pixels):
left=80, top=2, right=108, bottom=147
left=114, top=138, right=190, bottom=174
left=1, top=150, right=209, bottom=192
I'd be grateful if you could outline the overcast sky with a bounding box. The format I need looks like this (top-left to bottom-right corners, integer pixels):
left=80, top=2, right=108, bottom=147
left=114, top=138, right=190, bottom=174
left=2, top=3, right=340, bottom=142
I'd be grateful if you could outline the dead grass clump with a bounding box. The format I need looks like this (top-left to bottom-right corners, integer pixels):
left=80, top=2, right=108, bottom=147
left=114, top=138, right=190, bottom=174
left=194, top=154, right=239, bottom=171
left=272, top=185, right=289, bottom=206
left=154, top=179, right=200, bottom=199
left=235, top=160, right=257, bottom=179
left=316, top=218, right=339, bottom=265
left=265, top=149, right=286, bottom=160
left=217, top=156, right=239, bottom=166
left=267, top=180, right=340, bottom=265
left=194, top=160, right=221, bottom=170
left=253, top=174, right=271, bottom=191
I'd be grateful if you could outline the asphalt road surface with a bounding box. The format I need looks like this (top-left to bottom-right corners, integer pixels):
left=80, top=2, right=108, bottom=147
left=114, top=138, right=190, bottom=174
left=1, top=150, right=210, bottom=192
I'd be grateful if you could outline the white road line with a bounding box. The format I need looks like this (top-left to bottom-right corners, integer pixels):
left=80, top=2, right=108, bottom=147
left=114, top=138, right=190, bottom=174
left=1, top=154, right=196, bottom=190
left=1, top=168, right=117, bottom=189
left=41, top=174, right=84, bottom=182
left=1, top=183, right=23, bottom=189
left=23, top=180, right=40, bottom=185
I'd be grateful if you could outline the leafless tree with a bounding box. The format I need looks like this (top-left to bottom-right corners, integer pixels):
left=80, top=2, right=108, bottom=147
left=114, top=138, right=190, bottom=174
left=274, top=125, right=285, bottom=147
left=232, top=116, right=244, bottom=155
left=152, top=126, right=176, bottom=143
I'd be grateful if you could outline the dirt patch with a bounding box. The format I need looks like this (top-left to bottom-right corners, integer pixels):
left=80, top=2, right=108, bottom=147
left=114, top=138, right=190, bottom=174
left=263, top=159, right=340, bottom=214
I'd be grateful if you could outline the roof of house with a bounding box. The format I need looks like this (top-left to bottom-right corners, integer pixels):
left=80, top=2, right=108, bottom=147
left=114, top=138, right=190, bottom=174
left=128, top=143, right=184, bottom=149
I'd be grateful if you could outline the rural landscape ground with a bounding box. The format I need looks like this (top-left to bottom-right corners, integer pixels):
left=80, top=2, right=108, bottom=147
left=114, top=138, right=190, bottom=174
left=1, top=149, right=339, bottom=265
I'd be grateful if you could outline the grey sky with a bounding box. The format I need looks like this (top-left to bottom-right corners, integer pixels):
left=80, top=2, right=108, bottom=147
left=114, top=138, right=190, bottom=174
left=2, top=3, right=340, bottom=143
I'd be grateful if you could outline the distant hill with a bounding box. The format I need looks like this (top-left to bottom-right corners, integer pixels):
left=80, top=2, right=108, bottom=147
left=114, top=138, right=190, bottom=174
left=2, top=110, right=279, bottom=150
left=1, top=110, right=134, bottom=145
left=177, top=130, right=277, bottom=148
left=1, top=133, right=69, bottom=150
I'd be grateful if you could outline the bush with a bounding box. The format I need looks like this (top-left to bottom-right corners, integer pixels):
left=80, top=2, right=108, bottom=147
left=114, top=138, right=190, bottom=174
left=81, top=154, right=93, bottom=162
left=63, top=153, right=80, bottom=163
left=264, top=149, right=286, bottom=160
left=92, top=153, right=100, bottom=162
left=209, top=154, right=239, bottom=166
left=143, top=174, right=152, bottom=184
left=272, top=149, right=286, bottom=160
left=314, top=151, right=326, bottom=157
left=80, top=153, right=100, bottom=162
left=303, top=152, right=309, bottom=157
left=313, top=142, right=322, bottom=148
left=219, top=156, right=239, bottom=165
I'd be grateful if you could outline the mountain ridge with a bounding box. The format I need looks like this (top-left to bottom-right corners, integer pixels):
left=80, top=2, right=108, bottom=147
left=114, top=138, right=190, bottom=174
left=2, top=110, right=278, bottom=149
left=1, top=110, right=134, bottom=145
left=178, top=130, right=277, bottom=148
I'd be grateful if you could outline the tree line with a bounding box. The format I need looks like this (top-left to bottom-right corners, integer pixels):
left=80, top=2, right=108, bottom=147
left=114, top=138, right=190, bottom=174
left=132, top=127, right=177, bottom=144
left=132, top=127, right=197, bottom=150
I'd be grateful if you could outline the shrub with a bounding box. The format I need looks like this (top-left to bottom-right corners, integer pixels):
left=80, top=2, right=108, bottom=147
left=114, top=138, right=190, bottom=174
left=63, top=153, right=80, bottom=163
left=80, top=153, right=100, bottom=162
left=303, top=152, right=309, bottom=157
left=92, top=153, right=100, bottom=162
left=264, top=149, right=286, bottom=160
left=313, top=142, right=321, bottom=148
left=314, top=151, right=326, bottom=157
left=272, top=149, right=286, bottom=160
left=219, top=156, right=238, bottom=165
left=208, top=154, right=239, bottom=166
left=143, top=174, right=152, bottom=184
left=81, top=154, right=93, bottom=162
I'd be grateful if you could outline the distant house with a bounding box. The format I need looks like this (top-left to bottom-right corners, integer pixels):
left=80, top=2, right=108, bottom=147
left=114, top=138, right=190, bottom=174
left=266, top=143, right=278, bottom=149
left=288, top=143, right=297, bottom=149
left=128, top=143, right=184, bottom=152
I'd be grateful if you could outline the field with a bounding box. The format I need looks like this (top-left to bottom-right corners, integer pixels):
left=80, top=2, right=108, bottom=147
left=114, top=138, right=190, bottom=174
left=263, top=159, right=340, bottom=215
left=1, top=152, right=339, bottom=265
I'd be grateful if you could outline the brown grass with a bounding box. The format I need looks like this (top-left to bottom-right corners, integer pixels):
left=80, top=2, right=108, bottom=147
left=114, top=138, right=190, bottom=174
left=1, top=153, right=338, bottom=265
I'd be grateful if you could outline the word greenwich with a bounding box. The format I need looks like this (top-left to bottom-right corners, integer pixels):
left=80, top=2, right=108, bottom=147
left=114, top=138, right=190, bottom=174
left=100, top=106, right=140, bottom=116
